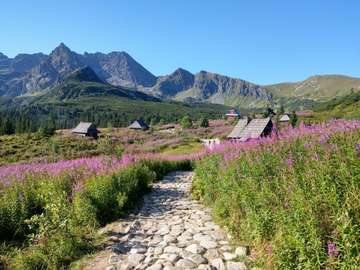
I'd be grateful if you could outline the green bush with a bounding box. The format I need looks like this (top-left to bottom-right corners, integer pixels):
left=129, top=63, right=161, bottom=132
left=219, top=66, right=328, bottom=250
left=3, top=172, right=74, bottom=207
left=180, top=115, right=193, bottom=129
left=74, top=164, right=155, bottom=226
left=198, top=116, right=209, bottom=128
left=192, top=130, right=360, bottom=269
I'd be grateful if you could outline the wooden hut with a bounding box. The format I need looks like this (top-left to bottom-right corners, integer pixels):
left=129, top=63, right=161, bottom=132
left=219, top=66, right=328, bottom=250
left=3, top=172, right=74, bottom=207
left=236, top=118, right=273, bottom=141
left=279, top=114, right=290, bottom=122
left=227, top=117, right=250, bottom=139
left=128, top=119, right=149, bottom=130
left=279, top=114, right=291, bottom=127
left=72, top=122, right=99, bottom=139
left=225, top=109, right=240, bottom=121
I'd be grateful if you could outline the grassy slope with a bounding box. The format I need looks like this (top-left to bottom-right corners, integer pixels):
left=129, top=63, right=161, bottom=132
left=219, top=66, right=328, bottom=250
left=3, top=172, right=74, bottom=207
left=267, top=74, right=360, bottom=100
left=296, top=91, right=360, bottom=124
left=313, top=91, right=360, bottom=120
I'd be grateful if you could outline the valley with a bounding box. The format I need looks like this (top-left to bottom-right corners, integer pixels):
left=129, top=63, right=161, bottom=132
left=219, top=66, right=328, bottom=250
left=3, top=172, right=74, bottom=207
left=1, top=44, right=360, bottom=270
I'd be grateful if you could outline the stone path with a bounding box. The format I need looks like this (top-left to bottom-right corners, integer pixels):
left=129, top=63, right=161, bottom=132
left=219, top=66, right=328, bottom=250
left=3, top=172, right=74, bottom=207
left=83, top=171, right=251, bottom=270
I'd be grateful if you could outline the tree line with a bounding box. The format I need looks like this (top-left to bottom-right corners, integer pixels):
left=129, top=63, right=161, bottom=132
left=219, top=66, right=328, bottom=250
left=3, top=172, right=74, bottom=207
left=0, top=104, right=219, bottom=136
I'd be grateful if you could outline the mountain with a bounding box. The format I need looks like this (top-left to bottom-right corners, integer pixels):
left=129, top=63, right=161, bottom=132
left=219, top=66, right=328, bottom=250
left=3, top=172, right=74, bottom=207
left=265, top=75, right=360, bottom=110
left=267, top=75, right=360, bottom=109
left=83, top=51, right=156, bottom=87
left=0, top=45, right=273, bottom=109
left=2, top=44, right=360, bottom=111
left=36, top=66, right=158, bottom=102
left=148, top=68, right=195, bottom=98
left=0, top=43, right=156, bottom=96
left=147, top=69, right=272, bottom=108
left=0, top=64, right=231, bottom=132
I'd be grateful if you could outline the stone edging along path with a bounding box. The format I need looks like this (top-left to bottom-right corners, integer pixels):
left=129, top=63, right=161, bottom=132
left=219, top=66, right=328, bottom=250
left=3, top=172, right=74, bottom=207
left=83, top=171, right=256, bottom=270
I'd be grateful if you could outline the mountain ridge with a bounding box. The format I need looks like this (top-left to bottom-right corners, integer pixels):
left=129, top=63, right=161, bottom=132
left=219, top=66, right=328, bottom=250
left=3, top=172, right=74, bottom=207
left=36, top=66, right=159, bottom=103
left=0, top=43, right=157, bottom=96
left=1, top=44, right=360, bottom=110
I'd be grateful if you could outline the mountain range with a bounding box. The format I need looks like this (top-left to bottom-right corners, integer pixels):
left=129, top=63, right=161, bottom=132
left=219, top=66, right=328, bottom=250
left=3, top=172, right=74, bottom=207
left=36, top=66, right=159, bottom=103
left=1, top=43, right=360, bottom=110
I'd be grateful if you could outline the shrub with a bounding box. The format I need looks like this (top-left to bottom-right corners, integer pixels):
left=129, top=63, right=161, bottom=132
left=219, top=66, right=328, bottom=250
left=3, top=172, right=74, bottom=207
left=198, top=116, right=209, bottom=128
left=73, top=164, right=155, bottom=226
left=180, top=116, right=192, bottom=129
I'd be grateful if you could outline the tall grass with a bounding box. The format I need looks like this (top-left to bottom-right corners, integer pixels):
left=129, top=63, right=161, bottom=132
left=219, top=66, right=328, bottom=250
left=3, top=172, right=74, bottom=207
left=192, top=129, right=360, bottom=269
left=0, top=159, right=191, bottom=269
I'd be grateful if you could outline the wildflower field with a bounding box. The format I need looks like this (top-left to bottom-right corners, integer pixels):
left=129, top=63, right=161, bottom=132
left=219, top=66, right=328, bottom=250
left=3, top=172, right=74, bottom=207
left=0, top=154, right=192, bottom=269
left=192, top=120, right=360, bottom=269
left=0, top=119, right=359, bottom=269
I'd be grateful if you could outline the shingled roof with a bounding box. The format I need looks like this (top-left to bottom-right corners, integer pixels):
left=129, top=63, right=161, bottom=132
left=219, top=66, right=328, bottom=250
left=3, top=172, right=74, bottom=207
left=238, top=118, right=272, bottom=141
left=72, top=122, right=95, bottom=134
left=279, top=114, right=291, bottom=122
left=226, top=109, right=241, bottom=118
left=128, top=119, right=149, bottom=130
left=227, top=118, right=249, bottom=138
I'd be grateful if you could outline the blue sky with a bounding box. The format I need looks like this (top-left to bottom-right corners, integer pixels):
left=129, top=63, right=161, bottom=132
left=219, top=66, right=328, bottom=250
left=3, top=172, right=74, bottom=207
left=1, top=0, right=359, bottom=84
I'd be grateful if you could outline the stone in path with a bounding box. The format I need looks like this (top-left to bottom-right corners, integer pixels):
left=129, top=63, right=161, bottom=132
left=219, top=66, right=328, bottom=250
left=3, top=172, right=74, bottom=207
left=82, top=171, right=253, bottom=270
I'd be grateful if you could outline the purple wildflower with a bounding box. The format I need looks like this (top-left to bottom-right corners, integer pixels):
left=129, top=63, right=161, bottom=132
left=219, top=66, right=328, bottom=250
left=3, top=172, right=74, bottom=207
left=327, top=241, right=340, bottom=257
left=355, top=143, right=360, bottom=155
left=285, top=158, right=294, bottom=166
left=304, top=143, right=312, bottom=149
left=284, top=201, right=289, bottom=209
left=319, top=134, right=329, bottom=144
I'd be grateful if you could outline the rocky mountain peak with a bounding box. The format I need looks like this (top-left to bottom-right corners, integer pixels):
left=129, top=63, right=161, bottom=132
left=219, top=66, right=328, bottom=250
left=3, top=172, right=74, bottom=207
left=149, top=68, right=195, bottom=98
left=48, top=43, right=83, bottom=76
left=173, top=68, right=193, bottom=76
left=0, top=52, right=8, bottom=60
left=51, top=43, right=71, bottom=55
left=100, top=51, right=156, bottom=87
left=66, top=66, right=103, bottom=83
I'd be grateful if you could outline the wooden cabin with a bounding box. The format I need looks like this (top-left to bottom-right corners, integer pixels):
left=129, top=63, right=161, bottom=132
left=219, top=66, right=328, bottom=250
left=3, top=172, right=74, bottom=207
left=279, top=114, right=291, bottom=127
left=227, top=117, right=250, bottom=139
left=128, top=119, right=149, bottom=130
left=227, top=118, right=273, bottom=141
left=72, top=122, right=99, bottom=139
left=225, top=109, right=241, bottom=121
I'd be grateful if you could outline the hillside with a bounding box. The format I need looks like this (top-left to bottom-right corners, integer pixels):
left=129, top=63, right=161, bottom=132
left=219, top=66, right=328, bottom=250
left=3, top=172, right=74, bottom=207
left=0, top=67, right=231, bottom=132
left=267, top=74, right=360, bottom=104
left=313, top=90, right=360, bottom=119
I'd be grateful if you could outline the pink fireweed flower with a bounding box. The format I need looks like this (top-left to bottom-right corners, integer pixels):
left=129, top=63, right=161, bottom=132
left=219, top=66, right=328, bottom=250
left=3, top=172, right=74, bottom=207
left=304, top=143, right=312, bottom=149
left=265, top=244, right=273, bottom=254
left=284, top=201, right=289, bottom=209
left=355, top=143, right=360, bottom=155
left=285, top=157, right=294, bottom=166
left=72, top=181, right=85, bottom=193
left=327, top=241, right=340, bottom=257
left=312, top=153, right=320, bottom=161
left=319, top=134, right=329, bottom=144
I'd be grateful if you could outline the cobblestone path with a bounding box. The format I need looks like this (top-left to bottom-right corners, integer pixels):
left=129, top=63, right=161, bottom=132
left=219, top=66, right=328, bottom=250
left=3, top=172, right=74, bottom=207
left=84, top=171, right=251, bottom=270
